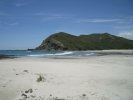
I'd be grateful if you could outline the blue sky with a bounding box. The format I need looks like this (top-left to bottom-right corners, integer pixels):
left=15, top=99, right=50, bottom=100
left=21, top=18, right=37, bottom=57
left=0, top=0, right=133, bottom=50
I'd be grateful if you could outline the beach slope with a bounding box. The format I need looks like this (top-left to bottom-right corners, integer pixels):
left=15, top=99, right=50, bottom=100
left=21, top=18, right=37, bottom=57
left=0, top=50, right=133, bottom=100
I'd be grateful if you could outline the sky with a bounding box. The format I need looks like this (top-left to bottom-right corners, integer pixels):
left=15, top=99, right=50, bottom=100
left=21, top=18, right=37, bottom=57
left=0, top=0, right=133, bottom=50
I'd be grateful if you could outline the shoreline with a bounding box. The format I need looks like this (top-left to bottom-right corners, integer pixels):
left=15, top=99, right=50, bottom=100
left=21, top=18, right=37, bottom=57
left=0, top=50, right=133, bottom=60
left=0, top=50, right=133, bottom=100
left=0, top=54, right=16, bottom=60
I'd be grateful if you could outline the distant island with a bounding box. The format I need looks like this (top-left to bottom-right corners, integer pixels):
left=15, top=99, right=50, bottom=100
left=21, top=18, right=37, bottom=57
left=35, top=32, right=133, bottom=50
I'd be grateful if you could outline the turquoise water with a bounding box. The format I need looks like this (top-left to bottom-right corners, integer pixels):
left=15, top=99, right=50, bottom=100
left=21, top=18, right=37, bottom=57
left=0, top=50, right=96, bottom=58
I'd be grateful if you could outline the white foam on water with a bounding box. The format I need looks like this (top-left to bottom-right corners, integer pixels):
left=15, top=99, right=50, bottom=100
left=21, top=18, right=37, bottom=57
left=27, top=54, right=46, bottom=57
left=26, top=51, right=32, bottom=53
left=45, top=51, right=73, bottom=56
left=85, top=53, right=95, bottom=56
left=27, top=51, right=73, bottom=57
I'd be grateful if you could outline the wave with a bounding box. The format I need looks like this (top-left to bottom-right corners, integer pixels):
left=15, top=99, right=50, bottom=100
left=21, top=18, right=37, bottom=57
left=85, top=53, right=95, bottom=56
left=26, top=51, right=32, bottom=53
left=45, top=51, right=73, bottom=56
left=27, top=54, right=46, bottom=57
left=27, top=51, right=73, bottom=57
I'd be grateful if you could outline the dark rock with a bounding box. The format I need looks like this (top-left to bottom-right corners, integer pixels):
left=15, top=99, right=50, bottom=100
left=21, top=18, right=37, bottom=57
left=23, top=70, right=28, bottom=73
left=0, top=54, right=15, bottom=59
left=82, top=94, right=86, bottom=96
left=25, top=89, right=33, bottom=93
left=21, top=93, right=27, bottom=98
left=28, top=89, right=33, bottom=93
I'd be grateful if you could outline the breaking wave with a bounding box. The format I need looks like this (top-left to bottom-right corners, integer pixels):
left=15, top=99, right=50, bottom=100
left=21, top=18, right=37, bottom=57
left=27, top=51, right=73, bottom=57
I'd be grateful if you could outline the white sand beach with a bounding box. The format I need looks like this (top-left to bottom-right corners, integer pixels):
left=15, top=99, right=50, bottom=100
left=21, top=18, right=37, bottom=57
left=0, top=50, right=133, bottom=100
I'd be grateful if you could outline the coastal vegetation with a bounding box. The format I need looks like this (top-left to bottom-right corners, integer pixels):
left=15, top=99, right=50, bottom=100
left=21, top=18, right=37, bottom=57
left=36, top=74, right=46, bottom=82
left=36, top=32, right=133, bottom=50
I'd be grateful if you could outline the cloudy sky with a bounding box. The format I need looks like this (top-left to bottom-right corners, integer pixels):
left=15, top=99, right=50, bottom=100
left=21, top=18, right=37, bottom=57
left=0, top=0, right=133, bottom=49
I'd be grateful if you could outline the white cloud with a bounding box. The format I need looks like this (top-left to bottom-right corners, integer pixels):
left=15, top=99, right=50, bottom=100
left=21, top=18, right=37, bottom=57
left=15, top=3, right=28, bottom=7
left=118, top=31, right=133, bottom=40
left=42, top=15, right=65, bottom=21
left=77, top=19, right=118, bottom=23
left=77, top=16, right=133, bottom=24
left=114, top=26, right=133, bottom=30
left=35, top=13, right=67, bottom=18
left=15, top=0, right=32, bottom=7
left=34, top=13, right=71, bottom=21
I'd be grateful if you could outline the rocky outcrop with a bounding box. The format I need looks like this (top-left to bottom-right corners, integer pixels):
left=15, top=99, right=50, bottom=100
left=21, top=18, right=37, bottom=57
left=36, top=37, right=66, bottom=50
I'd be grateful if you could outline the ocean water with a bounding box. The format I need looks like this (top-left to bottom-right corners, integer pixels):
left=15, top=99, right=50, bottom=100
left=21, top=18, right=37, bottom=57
left=0, top=50, right=96, bottom=58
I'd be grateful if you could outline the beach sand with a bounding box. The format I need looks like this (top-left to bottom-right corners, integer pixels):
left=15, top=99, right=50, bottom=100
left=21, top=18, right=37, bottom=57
left=0, top=50, right=133, bottom=100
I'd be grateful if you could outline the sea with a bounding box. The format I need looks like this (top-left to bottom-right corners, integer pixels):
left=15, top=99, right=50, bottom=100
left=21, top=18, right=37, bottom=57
left=0, top=50, right=96, bottom=58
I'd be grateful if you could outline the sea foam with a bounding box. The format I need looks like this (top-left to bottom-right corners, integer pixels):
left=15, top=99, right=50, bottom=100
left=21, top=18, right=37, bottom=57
left=27, top=51, right=73, bottom=57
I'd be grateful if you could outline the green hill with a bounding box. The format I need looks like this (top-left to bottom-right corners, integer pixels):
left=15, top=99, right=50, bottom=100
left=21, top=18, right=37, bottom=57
left=36, top=32, right=133, bottom=50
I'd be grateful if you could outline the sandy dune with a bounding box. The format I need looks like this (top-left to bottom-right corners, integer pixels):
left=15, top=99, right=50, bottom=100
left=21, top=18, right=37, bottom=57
left=0, top=51, right=133, bottom=100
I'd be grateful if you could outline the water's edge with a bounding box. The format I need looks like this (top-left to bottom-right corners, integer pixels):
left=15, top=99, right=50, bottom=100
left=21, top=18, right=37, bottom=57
left=0, top=50, right=133, bottom=59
